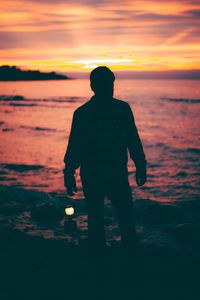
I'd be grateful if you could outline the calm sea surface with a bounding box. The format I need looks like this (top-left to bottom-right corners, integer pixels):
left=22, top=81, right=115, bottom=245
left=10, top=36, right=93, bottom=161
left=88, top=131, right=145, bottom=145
left=0, top=79, right=200, bottom=203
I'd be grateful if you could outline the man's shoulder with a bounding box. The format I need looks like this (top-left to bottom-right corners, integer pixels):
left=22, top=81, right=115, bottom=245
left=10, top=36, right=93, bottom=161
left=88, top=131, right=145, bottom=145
left=113, top=98, right=130, bottom=109
left=73, top=100, right=93, bottom=115
left=74, top=97, right=130, bottom=116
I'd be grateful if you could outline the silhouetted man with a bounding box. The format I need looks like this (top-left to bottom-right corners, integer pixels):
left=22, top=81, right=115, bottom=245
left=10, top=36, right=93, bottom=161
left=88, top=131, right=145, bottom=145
left=63, top=66, right=146, bottom=250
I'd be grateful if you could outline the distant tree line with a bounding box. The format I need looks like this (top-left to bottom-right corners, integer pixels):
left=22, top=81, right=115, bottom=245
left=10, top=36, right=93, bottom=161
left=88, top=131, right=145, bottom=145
left=0, top=65, right=70, bottom=81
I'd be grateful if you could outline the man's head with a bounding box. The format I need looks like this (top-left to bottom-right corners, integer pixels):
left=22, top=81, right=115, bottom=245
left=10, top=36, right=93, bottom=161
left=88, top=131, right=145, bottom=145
left=90, top=66, right=115, bottom=98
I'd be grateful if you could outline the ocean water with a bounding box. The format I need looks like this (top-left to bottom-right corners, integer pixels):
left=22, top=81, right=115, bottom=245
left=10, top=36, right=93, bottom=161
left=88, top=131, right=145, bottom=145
left=0, top=79, right=200, bottom=244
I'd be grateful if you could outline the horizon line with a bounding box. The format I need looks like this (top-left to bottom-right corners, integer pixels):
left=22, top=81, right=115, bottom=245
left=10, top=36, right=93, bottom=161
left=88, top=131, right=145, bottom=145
left=1, top=65, right=200, bottom=80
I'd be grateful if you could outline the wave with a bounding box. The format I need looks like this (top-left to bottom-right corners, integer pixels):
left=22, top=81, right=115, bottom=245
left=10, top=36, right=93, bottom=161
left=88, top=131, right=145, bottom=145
left=0, top=95, right=82, bottom=103
left=0, top=163, right=44, bottom=172
left=2, top=127, right=14, bottom=132
left=148, top=143, right=200, bottom=155
left=163, top=97, right=200, bottom=104
left=20, top=125, right=57, bottom=132
left=9, top=102, right=38, bottom=107
left=2, top=125, right=59, bottom=132
left=16, top=97, right=81, bottom=103
left=0, top=95, right=24, bottom=101
left=186, top=148, right=200, bottom=154
left=40, top=97, right=80, bottom=103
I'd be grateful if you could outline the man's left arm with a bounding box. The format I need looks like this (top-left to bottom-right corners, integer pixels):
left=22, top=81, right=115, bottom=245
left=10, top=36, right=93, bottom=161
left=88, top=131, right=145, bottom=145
left=125, top=104, right=147, bottom=186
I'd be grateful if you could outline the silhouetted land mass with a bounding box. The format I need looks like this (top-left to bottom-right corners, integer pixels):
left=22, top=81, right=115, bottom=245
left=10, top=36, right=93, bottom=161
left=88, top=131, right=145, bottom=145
left=0, top=65, right=71, bottom=81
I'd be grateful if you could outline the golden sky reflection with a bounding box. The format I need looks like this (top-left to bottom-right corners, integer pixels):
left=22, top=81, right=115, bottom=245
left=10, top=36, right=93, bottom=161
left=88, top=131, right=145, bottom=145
left=0, top=0, right=200, bottom=72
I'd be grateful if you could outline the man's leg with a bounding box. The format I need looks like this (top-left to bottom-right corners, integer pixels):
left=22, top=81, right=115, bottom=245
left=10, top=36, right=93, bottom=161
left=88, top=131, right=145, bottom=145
left=82, top=183, right=108, bottom=296
left=84, top=187, right=106, bottom=249
left=107, top=177, right=137, bottom=247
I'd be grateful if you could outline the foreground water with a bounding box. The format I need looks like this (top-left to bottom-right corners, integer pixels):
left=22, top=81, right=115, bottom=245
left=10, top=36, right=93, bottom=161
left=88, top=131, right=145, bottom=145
left=0, top=79, right=200, bottom=244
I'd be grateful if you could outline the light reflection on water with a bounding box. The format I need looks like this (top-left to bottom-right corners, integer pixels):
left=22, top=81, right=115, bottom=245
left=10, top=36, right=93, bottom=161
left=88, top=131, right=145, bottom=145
left=0, top=79, right=199, bottom=203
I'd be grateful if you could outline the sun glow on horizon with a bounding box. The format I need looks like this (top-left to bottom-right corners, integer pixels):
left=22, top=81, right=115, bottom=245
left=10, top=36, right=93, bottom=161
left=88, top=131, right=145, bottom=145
left=73, top=58, right=133, bottom=69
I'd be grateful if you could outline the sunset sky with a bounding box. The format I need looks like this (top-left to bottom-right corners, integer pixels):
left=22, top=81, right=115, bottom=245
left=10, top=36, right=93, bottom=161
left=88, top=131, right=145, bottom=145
left=0, top=0, right=200, bottom=73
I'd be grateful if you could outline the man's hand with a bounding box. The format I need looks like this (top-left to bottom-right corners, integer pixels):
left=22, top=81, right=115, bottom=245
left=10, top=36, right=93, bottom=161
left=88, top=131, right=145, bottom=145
left=63, top=170, right=77, bottom=196
left=136, top=165, right=147, bottom=187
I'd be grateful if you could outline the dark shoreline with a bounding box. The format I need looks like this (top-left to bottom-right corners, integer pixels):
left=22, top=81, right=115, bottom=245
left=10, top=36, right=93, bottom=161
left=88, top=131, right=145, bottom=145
left=0, top=78, right=73, bottom=81
left=0, top=65, right=72, bottom=81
